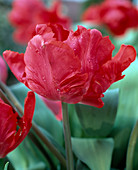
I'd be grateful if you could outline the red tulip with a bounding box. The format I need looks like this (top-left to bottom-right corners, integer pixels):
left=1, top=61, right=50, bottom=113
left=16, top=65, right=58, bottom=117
left=82, top=0, right=138, bottom=35
left=3, top=24, right=136, bottom=108
left=0, top=91, right=35, bottom=158
left=0, top=56, right=8, bottom=83
left=9, top=0, right=71, bottom=44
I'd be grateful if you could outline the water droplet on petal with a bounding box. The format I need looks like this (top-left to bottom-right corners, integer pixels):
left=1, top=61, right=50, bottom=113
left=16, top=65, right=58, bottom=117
left=35, top=49, right=39, bottom=53
left=42, top=76, right=46, bottom=82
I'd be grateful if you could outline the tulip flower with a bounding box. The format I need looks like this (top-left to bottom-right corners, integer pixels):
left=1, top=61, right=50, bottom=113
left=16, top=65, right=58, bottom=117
left=9, top=0, right=71, bottom=44
left=0, top=91, right=35, bottom=158
left=3, top=24, right=136, bottom=108
left=82, top=0, right=138, bottom=35
left=0, top=56, right=8, bottom=83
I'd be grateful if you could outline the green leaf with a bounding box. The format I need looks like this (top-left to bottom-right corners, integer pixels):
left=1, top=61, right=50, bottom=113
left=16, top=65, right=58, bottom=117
left=0, top=159, right=5, bottom=170
left=34, top=125, right=65, bottom=166
left=109, top=59, right=138, bottom=167
left=76, top=160, right=90, bottom=170
left=10, top=83, right=63, bottom=146
left=7, top=136, right=48, bottom=170
left=68, top=104, right=84, bottom=138
left=4, top=162, right=9, bottom=170
left=72, top=137, right=114, bottom=170
left=75, top=89, right=119, bottom=137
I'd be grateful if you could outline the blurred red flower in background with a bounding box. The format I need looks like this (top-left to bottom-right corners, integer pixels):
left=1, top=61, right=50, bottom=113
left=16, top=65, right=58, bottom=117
left=0, top=56, right=8, bottom=84
left=3, top=24, right=136, bottom=108
left=0, top=91, right=35, bottom=158
left=9, top=0, right=71, bottom=44
left=82, top=0, right=138, bottom=35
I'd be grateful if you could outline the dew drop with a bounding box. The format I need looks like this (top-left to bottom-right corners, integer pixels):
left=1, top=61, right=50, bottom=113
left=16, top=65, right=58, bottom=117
left=42, top=76, right=46, bottom=82
left=35, top=49, right=39, bottom=53
left=19, top=132, right=22, bottom=136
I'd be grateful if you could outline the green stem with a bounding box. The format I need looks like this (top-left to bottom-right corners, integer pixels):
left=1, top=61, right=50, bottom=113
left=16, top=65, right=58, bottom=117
left=126, top=120, right=138, bottom=170
left=0, top=81, right=66, bottom=167
left=62, top=102, right=74, bottom=170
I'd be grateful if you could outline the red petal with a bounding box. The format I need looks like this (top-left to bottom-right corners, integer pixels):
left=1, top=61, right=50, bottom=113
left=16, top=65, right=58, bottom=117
left=12, top=91, right=35, bottom=154
left=24, top=91, right=35, bottom=123
left=112, top=44, right=136, bottom=72
left=81, top=94, right=104, bottom=108
left=35, top=24, right=55, bottom=42
left=82, top=45, right=136, bottom=107
left=65, top=26, right=115, bottom=75
left=45, top=41, right=88, bottom=103
left=0, top=92, right=35, bottom=158
left=46, top=41, right=81, bottom=83
left=3, top=50, right=26, bottom=83
left=36, top=24, right=69, bottom=42
left=24, top=35, right=60, bottom=100
left=0, top=99, right=18, bottom=157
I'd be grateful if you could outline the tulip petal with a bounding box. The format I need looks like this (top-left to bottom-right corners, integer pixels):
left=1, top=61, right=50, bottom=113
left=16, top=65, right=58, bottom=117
left=24, top=35, right=88, bottom=102
left=82, top=45, right=136, bottom=107
left=65, top=26, right=115, bottom=75
left=23, top=91, right=36, bottom=123
left=14, top=91, right=35, bottom=145
left=45, top=41, right=88, bottom=103
left=24, top=35, right=60, bottom=100
left=3, top=50, right=26, bottom=83
left=0, top=92, right=35, bottom=158
left=36, top=24, right=69, bottom=42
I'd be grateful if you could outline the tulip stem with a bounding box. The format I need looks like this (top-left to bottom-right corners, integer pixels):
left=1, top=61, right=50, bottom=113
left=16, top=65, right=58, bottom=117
left=0, top=81, right=66, bottom=167
left=62, top=102, right=74, bottom=170
left=126, top=120, right=138, bottom=170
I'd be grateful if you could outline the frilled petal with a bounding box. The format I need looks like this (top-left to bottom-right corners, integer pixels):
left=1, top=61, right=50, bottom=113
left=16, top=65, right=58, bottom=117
left=0, top=56, right=8, bottom=83
left=36, top=24, right=69, bottom=42
left=24, top=35, right=88, bottom=103
left=0, top=91, right=35, bottom=158
left=43, top=41, right=88, bottom=103
left=3, top=50, right=26, bottom=83
left=111, top=45, right=136, bottom=72
left=82, top=45, right=136, bottom=107
left=65, top=26, right=114, bottom=76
